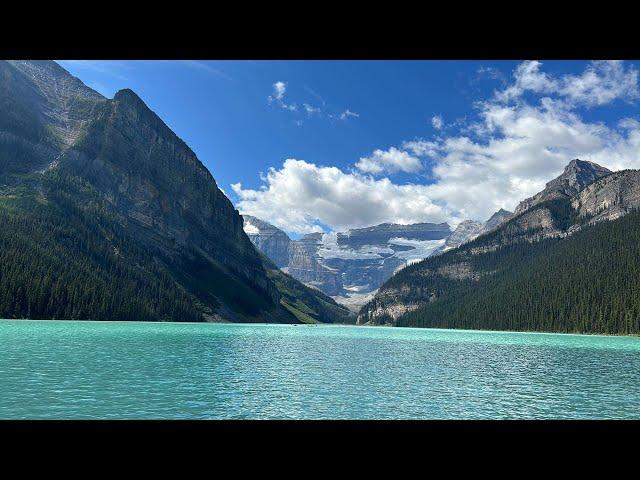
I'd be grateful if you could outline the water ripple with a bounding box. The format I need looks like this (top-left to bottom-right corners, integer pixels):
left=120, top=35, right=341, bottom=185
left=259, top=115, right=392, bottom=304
left=1, top=320, right=639, bottom=419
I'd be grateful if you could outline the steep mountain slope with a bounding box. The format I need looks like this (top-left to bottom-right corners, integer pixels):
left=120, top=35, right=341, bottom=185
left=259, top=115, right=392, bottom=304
left=242, top=216, right=451, bottom=305
left=260, top=256, right=354, bottom=324
left=514, top=159, right=611, bottom=214
left=0, top=60, right=344, bottom=323
left=573, top=169, right=640, bottom=223
left=432, top=209, right=514, bottom=256
left=360, top=210, right=640, bottom=334
left=243, top=215, right=291, bottom=267
left=480, top=208, right=514, bottom=234
left=359, top=160, right=640, bottom=334
left=0, top=60, right=106, bottom=180
left=440, top=220, right=484, bottom=251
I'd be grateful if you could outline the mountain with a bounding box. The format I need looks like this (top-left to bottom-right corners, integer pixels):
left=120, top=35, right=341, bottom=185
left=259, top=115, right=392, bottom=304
left=432, top=210, right=514, bottom=256
left=0, top=60, right=349, bottom=324
left=480, top=208, right=514, bottom=233
left=358, top=159, right=640, bottom=335
left=242, top=216, right=451, bottom=309
left=443, top=220, right=485, bottom=251
left=243, top=215, right=291, bottom=268
left=572, top=169, right=640, bottom=223
left=514, top=159, right=611, bottom=215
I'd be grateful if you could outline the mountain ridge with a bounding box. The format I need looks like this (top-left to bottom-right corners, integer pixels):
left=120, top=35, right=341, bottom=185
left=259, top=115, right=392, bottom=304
left=358, top=158, right=640, bottom=334
left=242, top=216, right=451, bottom=306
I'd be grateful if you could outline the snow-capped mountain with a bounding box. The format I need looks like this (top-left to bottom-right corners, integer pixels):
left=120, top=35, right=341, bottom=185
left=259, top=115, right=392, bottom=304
left=243, top=217, right=451, bottom=308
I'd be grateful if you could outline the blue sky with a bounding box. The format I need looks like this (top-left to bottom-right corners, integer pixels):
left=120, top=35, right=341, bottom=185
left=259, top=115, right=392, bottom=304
left=58, top=60, right=640, bottom=235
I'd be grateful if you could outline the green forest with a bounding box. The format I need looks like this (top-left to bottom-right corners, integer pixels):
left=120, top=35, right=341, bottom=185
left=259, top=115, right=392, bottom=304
left=0, top=171, right=352, bottom=323
left=386, top=210, right=640, bottom=334
left=0, top=176, right=205, bottom=322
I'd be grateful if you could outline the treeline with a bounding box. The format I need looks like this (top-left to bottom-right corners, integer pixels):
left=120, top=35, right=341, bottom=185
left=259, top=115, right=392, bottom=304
left=392, top=210, right=640, bottom=334
left=0, top=185, right=203, bottom=322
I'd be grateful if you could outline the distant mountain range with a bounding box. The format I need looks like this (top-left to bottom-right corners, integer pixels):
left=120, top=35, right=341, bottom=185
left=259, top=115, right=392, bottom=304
left=0, top=60, right=352, bottom=324
left=242, top=217, right=450, bottom=307
left=358, top=159, right=640, bottom=334
left=243, top=207, right=519, bottom=310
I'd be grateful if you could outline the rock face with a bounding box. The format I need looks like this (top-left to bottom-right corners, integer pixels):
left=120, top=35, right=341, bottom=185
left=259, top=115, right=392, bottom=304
left=0, top=60, right=106, bottom=179
left=243, top=217, right=451, bottom=303
left=243, top=215, right=291, bottom=268
left=445, top=220, right=485, bottom=249
left=358, top=158, right=632, bottom=328
left=286, top=233, right=344, bottom=296
left=432, top=211, right=512, bottom=256
left=480, top=209, right=514, bottom=234
left=337, top=222, right=451, bottom=248
left=514, top=159, right=611, bottom=215
left=57, top=86, right=279, bottom=306
left=0, top=60, right=349, bottom=324
left=573, top=169, right=640, bottom=223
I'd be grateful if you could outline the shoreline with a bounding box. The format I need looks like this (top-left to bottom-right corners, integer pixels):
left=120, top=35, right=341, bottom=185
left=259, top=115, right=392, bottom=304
left=1, top=318, right=639, bottom=338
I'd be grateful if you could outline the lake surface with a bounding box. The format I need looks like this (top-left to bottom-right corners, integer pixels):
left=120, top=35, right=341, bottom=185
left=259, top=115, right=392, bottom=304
left=1, top=320, right=639, bottom=419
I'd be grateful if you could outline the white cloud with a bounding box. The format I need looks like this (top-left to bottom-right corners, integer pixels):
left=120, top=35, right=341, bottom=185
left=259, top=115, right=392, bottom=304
left=268, top=82, right=356, bottom=123
left=303, top=103, right=321, bottom=115
left=476, top=66, right=506, bottom=83
left=402, top=140, right=440, bottom=158
left=431, top=115, right=444, bottom=130
left=232, top=159, right=452, bottom=234
left=238, top=61, right=640, bottom=234
left=356, top=147, right=422, bottom=175
left=339, top=109, right=359, bottom=120
left=496, top=60, right=639, bottom=107
left=271, top=81, right=286, bottom=101
left=268, top=80, right=300, bottom=116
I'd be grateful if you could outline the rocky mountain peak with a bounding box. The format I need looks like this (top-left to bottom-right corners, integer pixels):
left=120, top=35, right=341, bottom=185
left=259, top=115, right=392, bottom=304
left=437, top=220, right=485, bottom=252
left=515, top=159, right=611, bottom=215
left=113, top=88, right=144, bottom=105
left=548, top=159, right=611, bottom=192
left=482, top=208, right=514, bottom=232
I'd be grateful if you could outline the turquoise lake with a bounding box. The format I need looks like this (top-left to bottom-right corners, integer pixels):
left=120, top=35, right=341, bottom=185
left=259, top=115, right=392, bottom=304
left=1, top=320, right=639, bottom=419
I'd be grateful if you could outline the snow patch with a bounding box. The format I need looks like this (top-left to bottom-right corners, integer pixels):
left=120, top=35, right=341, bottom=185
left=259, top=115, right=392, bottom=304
left=243, top=221, right=260, bottom=235
left=388, top=237, right=447, bottom=263
left=317, top=232, right=395, bottom=260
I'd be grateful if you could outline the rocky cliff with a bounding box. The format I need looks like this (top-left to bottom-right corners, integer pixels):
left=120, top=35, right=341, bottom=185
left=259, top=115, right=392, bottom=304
left=480, top=208, right=514, bottom=234
left=514, top=159, right=611, bottom=215
left=243, top=215, right=291, bottom=268
left=0, top=60, right=347, bottom=323
left=443, top=220, right=485, bottom=250
left=243, top=216, right=451, bottom=306
left=572, top=169, right=640, bottom=223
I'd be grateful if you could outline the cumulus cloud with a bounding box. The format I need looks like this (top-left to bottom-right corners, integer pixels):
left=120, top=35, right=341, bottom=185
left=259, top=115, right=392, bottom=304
left=238, top=61, right=640, bottom=234
left=402, top=140, right=440, bottom=158
left=355, top=147, right=422, bottom=175
left=431, top=115, right=444, bottom=130
left=232, top=159, right=452, bottom=234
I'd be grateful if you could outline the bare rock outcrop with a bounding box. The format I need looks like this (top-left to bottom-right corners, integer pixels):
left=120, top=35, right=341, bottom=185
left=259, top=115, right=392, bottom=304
left=515, top=159, right=611, bottom=215
left=572, top=169, right=640, bottom=223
